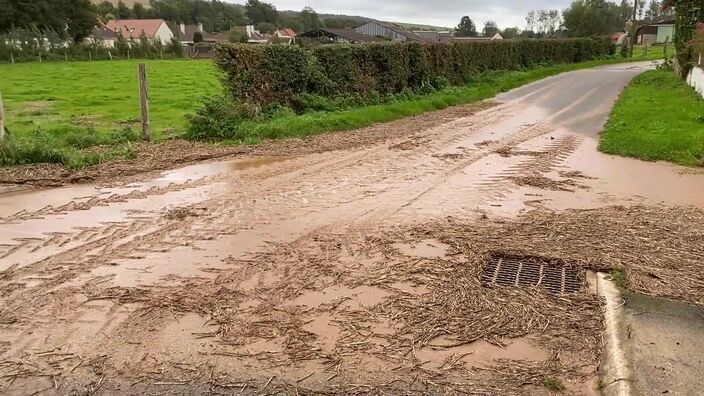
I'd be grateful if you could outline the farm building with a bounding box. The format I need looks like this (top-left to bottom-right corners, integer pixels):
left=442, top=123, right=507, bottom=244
left=172, top=23, right=215, bottom=45
left=355, top=21, right=426, bottom=41
left=453, top=33, right=504, bottom=41
left=636, top=20, right=676, bottom=45
left=89, top=26, right=118, bottom=47
left=245, top=25, right=270, bottom=44
left=298, top=28, right=381, bottom=44
left=414, top=31, right=453, bottom=42
left=273, top=28, right=297, bottom=45
left=105, top=19, right=174, bottom=44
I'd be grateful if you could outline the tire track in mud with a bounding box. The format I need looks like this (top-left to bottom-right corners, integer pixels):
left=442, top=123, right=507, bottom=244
left=0, top=94, right=591, bottom=357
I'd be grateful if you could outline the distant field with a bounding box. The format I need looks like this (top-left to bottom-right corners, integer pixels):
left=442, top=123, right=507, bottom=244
left=0, top=59, right=221, bottom=139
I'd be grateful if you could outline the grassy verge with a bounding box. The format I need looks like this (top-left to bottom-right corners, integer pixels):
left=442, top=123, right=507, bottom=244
left=600, top=68, right=704, bottom=167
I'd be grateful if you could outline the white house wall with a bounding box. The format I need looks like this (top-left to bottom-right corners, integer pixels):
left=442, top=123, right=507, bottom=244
left=155, top=22, right=174, bottom=44
left=687, top=65, right=704, bottom=99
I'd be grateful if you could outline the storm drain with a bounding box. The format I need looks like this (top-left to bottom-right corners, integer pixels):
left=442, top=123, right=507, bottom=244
left=481, top=255, right=584, bottom=294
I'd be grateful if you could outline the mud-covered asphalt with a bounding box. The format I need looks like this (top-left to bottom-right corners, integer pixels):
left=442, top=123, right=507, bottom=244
left=1, top=62, right=703, bottom=395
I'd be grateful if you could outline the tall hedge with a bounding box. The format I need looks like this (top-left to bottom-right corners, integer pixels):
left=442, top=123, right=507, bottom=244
left=214, top=38, right=615, bottom=107
left=672, top=0, right=704, bottom=77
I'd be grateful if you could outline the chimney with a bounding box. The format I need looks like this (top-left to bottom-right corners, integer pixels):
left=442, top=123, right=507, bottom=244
left=180, top=23, right=185, bottom=34
left=197, top=23, right=203, bottom=32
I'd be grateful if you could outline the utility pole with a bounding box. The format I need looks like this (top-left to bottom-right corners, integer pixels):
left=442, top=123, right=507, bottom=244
left=629, top=0, right=639, bottom=58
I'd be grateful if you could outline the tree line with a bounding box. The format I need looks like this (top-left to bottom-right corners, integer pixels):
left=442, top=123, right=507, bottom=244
left=0, top=0, right=679, bottom=46
left=456, top=0, right=675, bottom=39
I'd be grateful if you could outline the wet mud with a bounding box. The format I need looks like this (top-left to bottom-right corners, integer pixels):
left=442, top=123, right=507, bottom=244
left=1, top=62, right=703, bottom=395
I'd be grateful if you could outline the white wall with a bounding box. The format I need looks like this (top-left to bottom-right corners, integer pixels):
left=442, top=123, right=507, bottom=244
left=155, top=22, right=174, bottom=44
left=687, top=66, right=704, bottom=99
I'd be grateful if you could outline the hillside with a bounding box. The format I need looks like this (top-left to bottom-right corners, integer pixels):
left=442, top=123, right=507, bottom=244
left=90, top=1, right=451, bottom=31
left=90, top=0, right=150, bottom=6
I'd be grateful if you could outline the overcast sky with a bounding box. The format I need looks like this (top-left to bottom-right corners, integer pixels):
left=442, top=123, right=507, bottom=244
left=226, top=0, right=573, bottom=29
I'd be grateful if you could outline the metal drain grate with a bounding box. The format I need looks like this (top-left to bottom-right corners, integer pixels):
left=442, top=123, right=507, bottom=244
left=481, top=255, right=584, bottom=294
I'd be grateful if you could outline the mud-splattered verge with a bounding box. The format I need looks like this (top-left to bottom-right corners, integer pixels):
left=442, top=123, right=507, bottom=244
left=2, top=204, right=702, bottom=395
left=0, top=103, right=495, bottom=188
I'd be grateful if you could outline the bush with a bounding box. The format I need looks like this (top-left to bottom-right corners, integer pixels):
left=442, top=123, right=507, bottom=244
left=185, top=96, right=257, bottom=140
left=214, top=38, right=615, bottom=107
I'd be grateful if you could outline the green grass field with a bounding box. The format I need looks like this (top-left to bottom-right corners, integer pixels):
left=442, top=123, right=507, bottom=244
left=0, top=59, right=221, bottom=139
left=600, top=69, right=704, bottom=167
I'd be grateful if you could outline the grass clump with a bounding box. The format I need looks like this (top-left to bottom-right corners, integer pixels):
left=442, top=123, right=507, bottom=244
left=544, top=375, right=566, bottom=392
left=610, top=268, right=629, bottom=289
left=0, top=127, right=141, bottom=169
left=600, top=69, right=704, bottom=167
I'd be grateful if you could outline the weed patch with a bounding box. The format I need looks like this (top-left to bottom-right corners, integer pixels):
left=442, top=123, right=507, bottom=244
left=544, top=376, right=566, bottom=392
left=610, top=268, right=629, bottom=289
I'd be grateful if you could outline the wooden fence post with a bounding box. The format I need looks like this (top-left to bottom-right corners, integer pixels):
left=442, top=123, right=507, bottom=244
left=0, top=92, right=5, bottom=143
left=138, top=64, right=150, bottom=141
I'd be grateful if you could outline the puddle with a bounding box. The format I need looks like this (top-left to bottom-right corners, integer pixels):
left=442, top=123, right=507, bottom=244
left=294, top=285, right=391, bottom=308
left=416, top=335, right=549, bottom=369
left=393, top=239, right=450, bottom=259
left=157, top=157, right=290, bottom=182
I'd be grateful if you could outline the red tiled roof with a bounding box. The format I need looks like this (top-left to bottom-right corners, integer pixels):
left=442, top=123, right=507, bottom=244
left=105, top=19, right=165, bottom=40
left=276, top=28, right=297, bottom=38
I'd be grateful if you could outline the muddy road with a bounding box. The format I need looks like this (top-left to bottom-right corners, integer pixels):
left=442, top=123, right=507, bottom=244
left=1, top=62, right=704, bottom=395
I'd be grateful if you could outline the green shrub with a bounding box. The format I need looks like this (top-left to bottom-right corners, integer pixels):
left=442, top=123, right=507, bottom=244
left=185, top=96, right=256, bottom=140
left=214, top=38, right=615, bottom=107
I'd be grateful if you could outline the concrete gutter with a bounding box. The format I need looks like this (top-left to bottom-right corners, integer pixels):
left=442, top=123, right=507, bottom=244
left=596, top=272, right=632, bottom=396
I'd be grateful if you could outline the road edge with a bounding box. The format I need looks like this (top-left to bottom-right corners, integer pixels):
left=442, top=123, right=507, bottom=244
left=597, top=272, right=632, bottom=396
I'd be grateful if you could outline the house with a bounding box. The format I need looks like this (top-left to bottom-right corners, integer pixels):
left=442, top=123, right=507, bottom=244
left=172, top=22, right=215, bottom=45
left=245, top=25, right=270, bottom=44
left=90, top=26, right=118, bottom=47
left=273, top=28, right=297, bottom=44
left=355, top=21, right=426, bottom=41
left=635, top=20, right=676, bottom=45
left=454, top=33, right=504, bottom=41
left=414, top=31, right=453, bottom=43
left=105, top=19, right=174, bottom=45
left=298, top=28, right=381, bottom=44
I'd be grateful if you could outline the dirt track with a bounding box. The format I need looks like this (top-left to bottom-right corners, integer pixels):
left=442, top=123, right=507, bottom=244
left=1, top=62, right=704, bottom=395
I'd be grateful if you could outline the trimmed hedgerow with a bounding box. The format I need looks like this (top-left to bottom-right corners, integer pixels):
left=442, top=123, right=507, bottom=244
left=214, top=38, right=615, bottom=107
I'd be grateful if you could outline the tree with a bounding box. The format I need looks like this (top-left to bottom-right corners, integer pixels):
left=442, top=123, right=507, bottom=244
left=255, top=21, right=275, bottom=34
left=0, top=0, right=97, bottom=42
left=96, top=1, right=117, bottom=18
left=245, top=0, right=277, bottom=25
left=526, top=9, right=562, bottom=38
left=132, top=3, right=149, bottom=19
left=116, top=1, right=132, bottom=19
left=501, top=27, right=521, bottom=39
left=455, top=16, right=477, bottom=37
left=482, top=21, right=499, bottom=37
left=299, top=7, right=321, bottom=32
left=62, top=0, right=98, bottom=42
left=562, top=0, right=625, bottom=37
